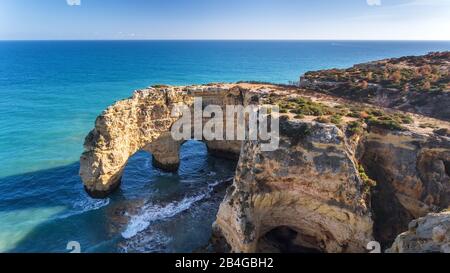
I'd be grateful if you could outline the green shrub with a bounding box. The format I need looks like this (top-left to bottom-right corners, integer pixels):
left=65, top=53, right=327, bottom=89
left=347, top=121, right=364, bottom=136
left=277, top=97, right=335, bottom=117
left=395, top=114, right=414, bottom=124
left=368, top=109, right=384, bottom=117
left=366, top=117, right=404, bottom=131
left=358, top=165, right=377, bottom=188
left=330, top=115, right=343, bottom=125
left=347, top=111, right=361, bottom=118
left=152, top=84, right=169, bottom=88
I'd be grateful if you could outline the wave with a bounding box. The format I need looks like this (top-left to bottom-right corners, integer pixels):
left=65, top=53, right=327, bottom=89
left=121, top=178, right=231, bottom=239
left=72, top=197, right=110, bottom=214
left=54, top=197, right=110, bottom=221
left=121, top=194, right=206, bottom=239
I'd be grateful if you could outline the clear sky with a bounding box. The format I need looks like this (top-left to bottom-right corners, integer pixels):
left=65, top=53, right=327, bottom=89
left=1, top=0, right=449, bottom=40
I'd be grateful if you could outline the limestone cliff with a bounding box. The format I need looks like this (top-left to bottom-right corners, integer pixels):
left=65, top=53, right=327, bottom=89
left=80, top=88, right=190, bottom=197
left=359, top=128, right=450, bottom=246
left=211, top=111, right=450, bottom=252
left=80, top=81, right=449, bottom=252
left=212, top=118, right=373, bottom=253
left=300, top=52, right=450, bottom=121
left=388, top=211, right=450, bottom=253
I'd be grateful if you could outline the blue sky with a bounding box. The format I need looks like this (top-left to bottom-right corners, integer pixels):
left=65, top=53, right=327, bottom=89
left=1, top=0, right=449, bottom=40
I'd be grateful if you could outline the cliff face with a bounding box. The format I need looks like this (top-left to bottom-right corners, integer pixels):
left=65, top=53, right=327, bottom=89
left=300, top=78, right=450, bottom=121
left=359, top=129, right=450, bottom=246
left=388, top=211, right=450, bottom=253
left=300, top=52, right=450, bottom=121
left=212, top=119, right=373, bottom=253
left=79, top=89, right=190, bottom=197
left=80, top=57, right=449, bottom=252
left=211, top=116, right=450, bottom=252
left=79, top=86, right=245, bottom=198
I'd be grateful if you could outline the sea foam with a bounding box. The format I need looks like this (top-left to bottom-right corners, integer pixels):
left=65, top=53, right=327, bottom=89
left=121, top=194, right=206, bottom=239
left=121, top=178, right=230, bottom=239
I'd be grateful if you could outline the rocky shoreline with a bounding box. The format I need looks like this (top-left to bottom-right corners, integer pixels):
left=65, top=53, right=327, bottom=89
left=79, top=52, right=450, bottom=253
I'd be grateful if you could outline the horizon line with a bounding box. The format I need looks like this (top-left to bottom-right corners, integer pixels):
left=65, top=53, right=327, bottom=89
left=1, top=39, right=450, bottom=42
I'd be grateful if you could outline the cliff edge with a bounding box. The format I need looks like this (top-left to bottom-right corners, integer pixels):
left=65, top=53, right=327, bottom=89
left=80, top=53, right=450, bottom=252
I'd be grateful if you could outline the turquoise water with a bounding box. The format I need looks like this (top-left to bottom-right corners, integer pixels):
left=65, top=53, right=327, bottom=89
left=0, top=41, right=449, bottom=252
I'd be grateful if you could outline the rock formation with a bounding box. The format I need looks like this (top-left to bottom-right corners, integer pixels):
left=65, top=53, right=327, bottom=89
left=80, top=85, right=246, bottom=198
left=300, top=52, right=450, bottom=121
left=80, top=53, right=450, bottom=252
left=359, top=128, right=450, bottom=246
left=212, top=118, right=373, bottom=253
left=388, top=211, right=450, bottom=253
left=80, top=88, right=188, bottom=197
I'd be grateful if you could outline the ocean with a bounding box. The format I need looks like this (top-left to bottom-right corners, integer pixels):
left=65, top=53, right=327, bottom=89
left=0, top=40, right=449, bottom=252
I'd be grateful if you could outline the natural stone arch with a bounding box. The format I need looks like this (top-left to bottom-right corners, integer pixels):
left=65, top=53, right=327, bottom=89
left=144, top=132, right=184, bottom=172
left=145, top=135, right=242, bottom=172
left=79, top=80, right=450, bottom=253
left=79, top=89, right=186, bottom=198
left=80, top=85, right=246, bottom=198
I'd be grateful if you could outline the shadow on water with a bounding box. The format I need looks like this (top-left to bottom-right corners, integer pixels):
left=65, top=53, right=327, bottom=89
left=0, top=162, right=116, bottom=253
left=0, top=162, right=83, bottom=212
left=1, top=141, right=237, bottom=253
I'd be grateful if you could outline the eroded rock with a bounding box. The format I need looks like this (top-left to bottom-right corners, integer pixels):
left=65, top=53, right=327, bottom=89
left=80, top=88, right=189, bottom=197
left=79, top=85, right=246, bottom=197
left=388, top=211, right=450, bottom=253
left=79, top=82, right=450, bottom=253
left=212, top=119, right=374, bottom=253
left=358, top=128, right=450, bottom=247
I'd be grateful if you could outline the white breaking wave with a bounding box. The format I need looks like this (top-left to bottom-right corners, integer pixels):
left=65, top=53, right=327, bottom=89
left=121, top=194, right=206, bottom=239
left=121, top=178, right=231, bottom=239
left=73, top=197, right=110, bottom=213
left=55, top=197, right=110, bottom=220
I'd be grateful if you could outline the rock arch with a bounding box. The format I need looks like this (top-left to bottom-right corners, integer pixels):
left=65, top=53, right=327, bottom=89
left=79, top=86, right=244, bottom=198
left=79, top=82, right=450, bottom=253
left=79, top=84, right=375, bottom=252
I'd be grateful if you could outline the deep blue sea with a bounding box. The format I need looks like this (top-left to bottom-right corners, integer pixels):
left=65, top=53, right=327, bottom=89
left=0, top=41, right=449, bottom=252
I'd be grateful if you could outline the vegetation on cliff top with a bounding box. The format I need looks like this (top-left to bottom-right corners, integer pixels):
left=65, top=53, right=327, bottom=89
left=303, top=52, right=450, bottom=93
left=263, top=93, right=413, bottom=132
